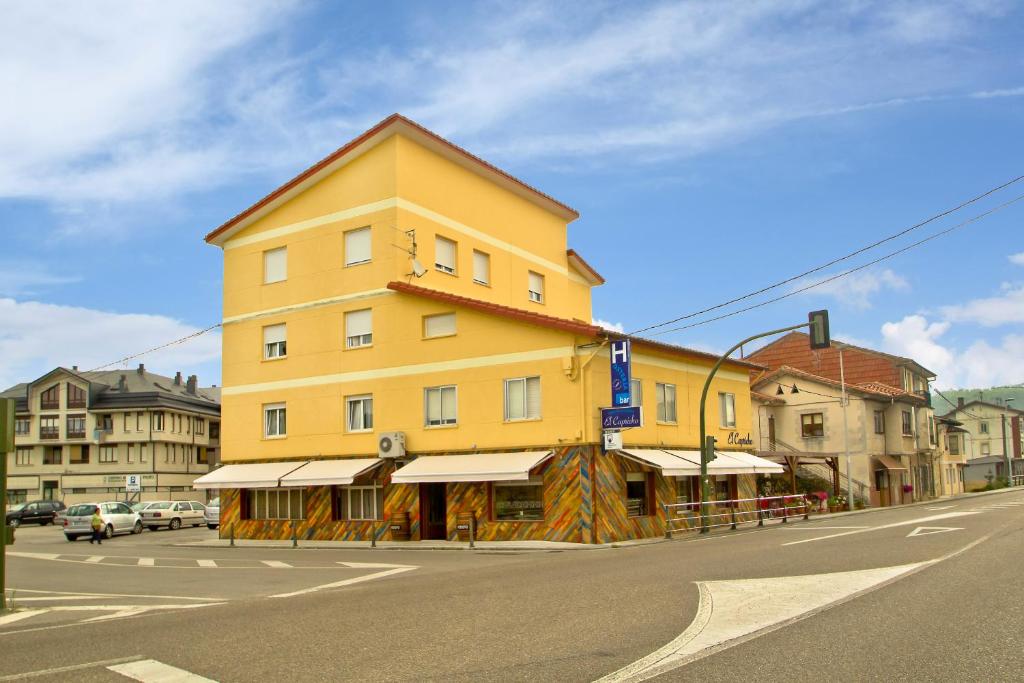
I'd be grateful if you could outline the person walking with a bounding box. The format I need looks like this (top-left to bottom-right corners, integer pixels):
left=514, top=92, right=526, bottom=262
left=89, top=506, right=104, bottom=545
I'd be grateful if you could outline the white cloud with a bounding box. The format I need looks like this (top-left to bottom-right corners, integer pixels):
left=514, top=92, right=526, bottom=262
left=0, top=262, right=80, bottom=297
left=940, top=285, right=1024, bottom=326
left=593, top=318, right=625, bottom=333
left=794, top=268, right=909, bottom=309
left=0, top=298, right=221, bottom=390
left=1009, top=252, right=1024, bottom=265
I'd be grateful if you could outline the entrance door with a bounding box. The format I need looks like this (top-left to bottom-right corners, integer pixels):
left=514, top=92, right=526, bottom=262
left=420, top=483, right=448, bottom=540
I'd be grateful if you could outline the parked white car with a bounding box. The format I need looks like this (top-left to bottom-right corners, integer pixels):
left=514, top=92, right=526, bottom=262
left=205, top=497, right=220, bottom=530
left=64, top=502, right=142, bottom=541
left=139, top=501, right=206, bottom=530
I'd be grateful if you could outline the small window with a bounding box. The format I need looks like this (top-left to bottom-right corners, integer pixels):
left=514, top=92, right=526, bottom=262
left=528, top=271, right=544, bottom=303
left=873, top=410, right=885, bottom=434
left=346, top=395, right=373, bottom=432
left=425, top=385, right=457, bottom=426
left=123, top=413, right=130, bottom=432
left=263, top=323, right=287, bottom=359
left=473, top=250, right=490, bottom=285
left=14, top=418, right=30, bottom=435
left=15, top=448, right=32, bottom=466
left=980, top=421, right=989, bottom=434
left=345, top=309, right=372, bottom=348
left=263, top=247, right=287, bottom=284
left=435, top=236, right=456, bottom=274
left=136, top=412, right=143, bottom=430
left=98, top=414, right=113, bottom=432
left=928, top=416, right=936, bottom=445
left=948, top=435, right=961, bottom=456
left=505, top=377, right=541, bottom=421
left=99, top=446, right=117, bottom=463
left=625, top=472, right=651, bottom=517
left=195, top=418, right=205, bottom=436
left=980, top=442, right=990, bottom=456
left=630, top=378, right=642, bottom=407
left=153, top=412, right=164, bottom=431
left=264, top=403, right=287, bottom=438
left=801, top=413, right=824, bottom=438
left=336, top=485, right=384, bottom=521
left=423, top=312, right=456, bottom=339
left=656, top=383, right=676, bottom=423
left=344, top=227, right=371, bottom=266
left=901, top=410, right=913, bottom=436
left=492, top=478, right=544, bottom=521
left=126, top=444, right=134, bottom=464
left=718, top=392, right=736, bottom=428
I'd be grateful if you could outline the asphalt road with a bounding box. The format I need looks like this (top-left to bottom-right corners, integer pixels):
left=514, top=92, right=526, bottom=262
left=2, top=489, right=1023, bottom=682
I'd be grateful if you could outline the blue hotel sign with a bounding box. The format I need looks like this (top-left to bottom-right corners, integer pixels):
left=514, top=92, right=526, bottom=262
left=610, top=339, right=632, bottom=406
left=602, top=406, right=642, bottom=429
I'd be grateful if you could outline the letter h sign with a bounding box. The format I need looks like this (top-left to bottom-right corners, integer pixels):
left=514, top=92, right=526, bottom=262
left=610, top=340, right=632, bottom=406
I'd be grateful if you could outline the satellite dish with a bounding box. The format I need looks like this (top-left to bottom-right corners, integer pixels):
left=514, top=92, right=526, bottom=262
left=411, top=259, right=426, bottom=278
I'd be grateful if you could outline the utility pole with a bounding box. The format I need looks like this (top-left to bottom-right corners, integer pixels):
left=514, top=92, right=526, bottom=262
left=1, top=398, right=14, bottom=611
left=1005, top=398, right=1016, bottom=486
left=838, top=345, right=854, bottom=511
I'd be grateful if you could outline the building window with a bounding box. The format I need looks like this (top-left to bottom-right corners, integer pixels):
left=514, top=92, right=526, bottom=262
left=345, top=308, right=372, bottom=348
left=263, top=323, right=287, bottom=359
left=139, top=443, right=148, bottom=464
left=801, top=413, right=824, bottom=438
left=473, top=250, right=490, bottom=285
left=948, top=435, right=961, bottom=456
left=123, top=413, right=131, bottom=432
left=336, top=485, right=383, bottom=521
left=153, top=412, right=165, bottom=431
left=264, top=403, right=287, bottom=438
left=980, top=442, right=990, bottom=456
left=346, top=395, right=373, bottom=432
left=675, top=477, right=700, bottom=510
left=901, top=368, right=913, bottom=391
left=126, top=444, right=134, bottom=464
left=626, top=472, right=652, bottom=517
left=901, top=410, right=913, bottom=436
left=630, top=378, right=642, bottom=407
left=656, top=383, right=676, bottom=423
left=344, top=226, right=371, bottom=266
left=6, top=490, right=28, bottom=505
left=505, top=377, right=541, bottom=421
left=14, top=418, right=30, bottom=435
left=435, top=235, right=457, bottom=274
left=528, top=271, right=544, bottom=303
left=492, top=478, right=544, bottom=521
left=210, top=422, right=220, bottom=439
left=873, top=411, right=885, bottom=434
left=263, top=246, right=287, bottom=284
left=423, top=312, right=456, bottom=339
left=98, top=414, right=113, bottom=432
left=714, top=475, right=736, bottom=503
left=928, top=416, right=936, bottom=445
left=15, top=448, right=31, bottom=466
left=980, top=421, right=989, bottom=434
left=247, top=489, right=306, bottom=520
left=719, top=392, right=736, bottom=428
left=70, top=445, right=89, bottom=464
left=136, top=412, right=143, bottom=431
left=40, top=416, right=59, bottom=440
left=40, top=384, right=60, bottom=410
left=197, top=447, right=208, bottom=465
left=67, top=383, right=86, bottom=409
left=425, top=385, right=457, bottom=426
left=43, top=447, right=62, bottom=465
left=195, top=418, right=205, bottom=436
left=99, top=446, right=117, bottom=463
left=66, top=414, right=86, bottom=439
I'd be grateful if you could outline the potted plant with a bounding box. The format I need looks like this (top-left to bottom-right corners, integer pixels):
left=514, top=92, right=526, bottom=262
left=827, top=494, right=847, bottom=513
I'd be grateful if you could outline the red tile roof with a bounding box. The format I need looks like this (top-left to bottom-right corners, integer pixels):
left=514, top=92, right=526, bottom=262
left=566, top=249, right=605, bottom=285
left=752, top=365, right=924, bottom=403
left=206, top=114, right=579, bottom=245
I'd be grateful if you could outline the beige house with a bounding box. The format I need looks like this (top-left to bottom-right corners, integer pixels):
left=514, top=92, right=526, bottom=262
left=941, top=399, right=1024, bottom=489
left=2, top=365, right=220, bottom=506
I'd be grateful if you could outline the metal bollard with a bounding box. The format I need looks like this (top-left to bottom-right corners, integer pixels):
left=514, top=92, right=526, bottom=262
left=663, top=504, right=672, bottom=539
left=803, top=500, right=810, bottom=521
left=291, top=521, right=298, bottom=548
left=782, top=504, right=788, bottom=524
left=757, top=496, right=764, bottom=527
left=730, top=505, right=737, bottom=531
left=371, top=521, right=377, bottom=549
left=469, top=514, right=475, bottom=549
left=229, top=524, right=235, bottom=547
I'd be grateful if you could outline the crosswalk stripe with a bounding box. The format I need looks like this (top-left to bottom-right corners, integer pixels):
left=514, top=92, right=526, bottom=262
left=137, top=558, right=155, bottom=567
left=261, top=560, right=291, bottom=568
left=85, top=556, right=104, bottom=563
left=197, top=560, right=217, bottom=568
left=108, top=658, right=216, bottom=682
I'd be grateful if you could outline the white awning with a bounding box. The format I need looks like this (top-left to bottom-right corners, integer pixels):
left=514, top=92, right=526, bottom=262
left=721, top=451, right=785, bottom=474
left=660, top=450, right=783, bottom=475
left=390, top=451, right=553, bottom=484
left=617, top=449, right=701, bottom=476
left=279, top=458, right=383, bottom=487
left=192, top=462, right=308, bottom=489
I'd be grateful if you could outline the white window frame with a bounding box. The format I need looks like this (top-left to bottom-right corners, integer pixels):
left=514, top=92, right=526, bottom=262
left=423, top=312, right=456, bottom=339
left=528, top=271, right=544, bottom=303
left=345, top=394, right=373, bottom=433
left=341, top=484, right=383, bottom=521
left=630, top=378, right=642, bottom=407
left=473, top=250, right=490, bottom=285
left=656, top=383, right=677, bottom=423
left=15, top=448, right=31, bottom=466
left=504, top=376, right=541, bottom=422
left=718, top=392, right=736, bottom=428
left=345, top=308, right=373, bottom=349
left=263, top=323, right=287, bottom=360
left=425, top=385, right=457, bottom=426
left=249, top=488, right=306, bottom=521
left=435, top=235, right=457, bottom=275
left=263, top=247, right=287, bottom=284
left=980, top=442, right=990, bottom=456
left=901, top=410, right=913, bottom=436
left=980, top=421, right=989, bottom=434
left=264, top=403, right=287, bottom=438
left=344, top=226, right=372, bottom=266
left=99, top=445, right=117, bottom=464
left=153, top=412, right=164, bottom=432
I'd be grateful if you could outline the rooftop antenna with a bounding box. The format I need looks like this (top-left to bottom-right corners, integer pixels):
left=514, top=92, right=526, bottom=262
left=399, top=228, right=426, bottom=279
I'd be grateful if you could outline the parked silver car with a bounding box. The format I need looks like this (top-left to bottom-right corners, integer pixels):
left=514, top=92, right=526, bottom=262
left=139, top=501, right=206, bottom=530
left=64, top=502, right=142, bottom=541
left=205, top=497, right=220, bottom=530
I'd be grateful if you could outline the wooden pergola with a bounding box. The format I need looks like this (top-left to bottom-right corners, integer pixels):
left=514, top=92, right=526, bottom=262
left=757, top=451, right=843, bottom=495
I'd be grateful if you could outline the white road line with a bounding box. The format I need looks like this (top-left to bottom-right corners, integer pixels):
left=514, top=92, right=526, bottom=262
left=8, top=552, right=60, bottom=561
left=261, top=560, right=292, bottom=568
left=778, top=526, right=868, bottom=531
left=137, top=558, right=155, bottom=567
left=0, top=609, right=48, bottom=627
left=108, top=658, right=217, bottom=682
left=7, top=588, right=223, bottom=602
left=271, top=565, right=417, bottom=598
left=924, top=505, right=955, bottom=510
left=197, top=559, right=217, bottom=568
left=782, top=512, right=982, bottom=546
left=85, top=556, right=104, bottom=563
left=0, top=655, right=145, bottom=681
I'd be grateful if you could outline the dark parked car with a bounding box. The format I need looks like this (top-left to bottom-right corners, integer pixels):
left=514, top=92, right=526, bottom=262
left=6, top=500, right=67, bottom=527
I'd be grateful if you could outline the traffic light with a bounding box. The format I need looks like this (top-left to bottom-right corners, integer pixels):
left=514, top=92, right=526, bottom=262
left=808, top=310, right=831, bottom=350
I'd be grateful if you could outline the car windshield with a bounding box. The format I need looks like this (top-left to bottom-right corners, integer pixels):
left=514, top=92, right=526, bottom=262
left=149, top=502, right=173, bottom=509
left=10, top=503, right=27, bottom=512
left=208, top=498, right=220, bottom=507
left=131, top=503, right=148, bottom=512
left=68, top=504, right=98, bottom=517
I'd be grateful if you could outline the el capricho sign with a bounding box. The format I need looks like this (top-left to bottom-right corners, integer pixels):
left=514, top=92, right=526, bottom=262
left=602, top=406, right=642, bottom=429
left=610, top=339, right=632, bottom=406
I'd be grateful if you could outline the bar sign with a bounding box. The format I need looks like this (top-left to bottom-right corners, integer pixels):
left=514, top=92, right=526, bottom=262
left=610, top=339, right=632, bottom=406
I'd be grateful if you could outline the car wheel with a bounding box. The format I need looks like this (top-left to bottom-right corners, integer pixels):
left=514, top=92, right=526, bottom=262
left=65, top=534, right=77, bottom=542
left=207, top=524, right=218, bottom=530
left=104, top=524, right=114, bottom=539
left=169, top=518, right=182, bottom=531
left=133, top=521, right=143, bottom=535
left=148, top=526, right=158, bottom=531
left=9, top=518, right=20, bottom=528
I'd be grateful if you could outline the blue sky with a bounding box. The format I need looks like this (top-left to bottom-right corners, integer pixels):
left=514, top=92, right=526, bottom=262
left=1, top=0, right=1023, bottom=390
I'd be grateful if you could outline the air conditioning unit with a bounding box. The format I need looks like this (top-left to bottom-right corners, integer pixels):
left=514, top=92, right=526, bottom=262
left=378, top=431, right=406, bottom=459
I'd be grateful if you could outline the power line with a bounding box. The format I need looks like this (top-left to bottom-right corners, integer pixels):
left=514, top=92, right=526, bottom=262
left=85, top=323, right=222, bottom=372
left=646, top=192, right=1024, bottom=336
left=628, top=174, right=1024, bottom=336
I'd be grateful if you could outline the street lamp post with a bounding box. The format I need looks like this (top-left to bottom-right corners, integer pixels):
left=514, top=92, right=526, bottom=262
left=1005, top=398, right=1015, bottom=486
left=837, top=345, right=854, bottom=511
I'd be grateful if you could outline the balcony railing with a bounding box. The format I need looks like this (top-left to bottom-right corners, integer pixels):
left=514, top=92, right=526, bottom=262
left=67, top=429, right=86, bottom=439
left=39, top=427, right=59, bottom=440
left=40, top=400, right=59, bottom=411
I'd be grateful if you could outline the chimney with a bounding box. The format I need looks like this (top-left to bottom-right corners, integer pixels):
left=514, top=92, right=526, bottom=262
left=137, top=364, right=145, bottom=375
left=174, top=372, right=182, bottom=386
left=118, top=374, right=127, bottom=391
left=957, top=397, right=964, bottom=409
left=72, top=365, right=78, bottom=371
left=186, top=375, right=197, bottom=395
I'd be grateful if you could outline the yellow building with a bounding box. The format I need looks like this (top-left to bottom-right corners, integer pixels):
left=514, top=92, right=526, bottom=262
left=199, top=114, right=767, bottom=543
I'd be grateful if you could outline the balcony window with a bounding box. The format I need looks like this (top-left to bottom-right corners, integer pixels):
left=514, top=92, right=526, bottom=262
left=43, top=446, right=62, bottom=465
left=66, top=414, right=86, bottom=439
left=39, top=416, right=59, bottom=440
left=901, top=410, right=913, bottom=436
left=15, top=418, right=30, bottom=435
left=40, top=384, right=59, bottom=410
left=15, top=448, right=31, bottom=466
left=98, top=414, right=113, bottom=432
left=948, top=435, right=961, bottom=456
left=67, top=383, right=86, bottom=409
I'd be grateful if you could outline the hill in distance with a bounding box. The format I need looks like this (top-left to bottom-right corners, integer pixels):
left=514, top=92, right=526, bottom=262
left=933, top=384, right=1024, bottom=416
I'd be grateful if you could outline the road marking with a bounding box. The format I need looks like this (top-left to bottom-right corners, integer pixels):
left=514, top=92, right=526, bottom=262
left=85, top=555, right=104, bottom=563
left=1, top=603, right=226, bottom=634
left=271, top=564, right=417, bottom=598
left=261, top=560, right=292, bottom=568
left=0, top=655, right=145, bottom=681
left=782, top=511, right=981, bottom=546
left=596, top=562, right=928, bottom=682
left=197, top=559, right=217, bottom=568
left=108, top=658, right=217, bottom=682
left=7, top=588, right=223, bottom=602
left=137, top=558, right=155, bottom=567
left=924, top=505, right=955, bottom=510
left=8, top=552, right=60, bottom=561
left=907, top=526, right=962, bottom=537
left=778, top=526, right=868, bottom=531
left=0, top=609, right=47, bottom=626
